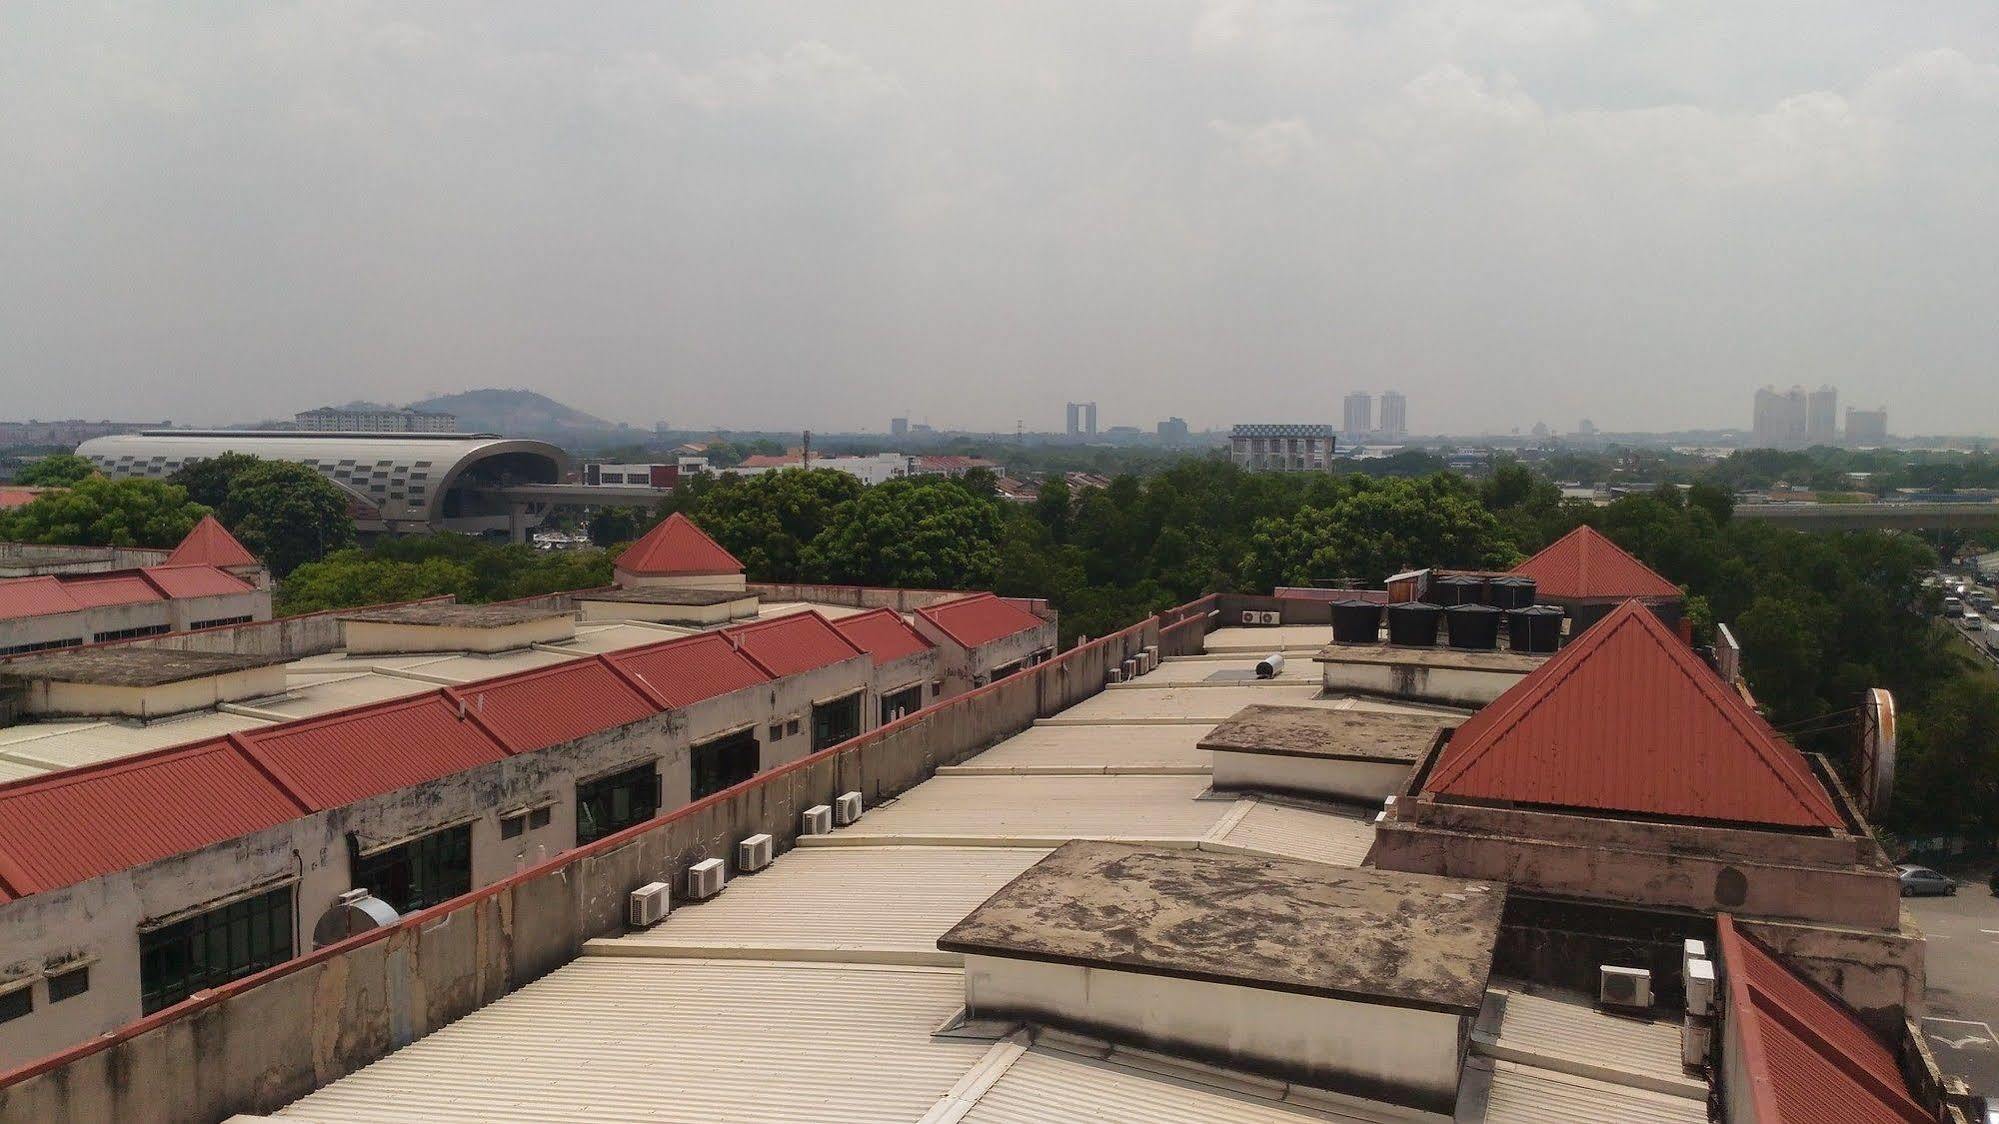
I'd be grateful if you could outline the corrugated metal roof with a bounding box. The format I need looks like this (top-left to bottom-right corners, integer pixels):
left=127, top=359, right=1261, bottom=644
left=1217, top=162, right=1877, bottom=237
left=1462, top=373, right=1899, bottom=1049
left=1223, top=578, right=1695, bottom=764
left=274, top=960, right=991, bottom=1123
left=959, top=1047, right=1384, bottom=1123
left=449, top=660, right=659, bottom=753
left=606, top=632, right=770, bottom=707
left=831, top=607, right=935, bottom=666
left=0, top=576, right=84, bottom=620
left=0, top=738, right=306, bottom=899
left=952, top=724, right=1214, bottom=773
left=1215, top=799, right=1375, bottom=868
left=141, top=564, right=255, bottom=599
left=722, top=611, right=866, bottom=678
left=603, top=845, right=1044, bottom=962
left=916, top=593, right=1048, bottom=648
left=1479, top=987, right=1704, bottom=1100
left=1480, top=1060, right=1707, bottom=1124
left=61, top=574, right=162, bottom=608
left=164, top=514, right=258, bottom=568
left=1510, top=525, right=1682, bottom=601
left=1427, top=600, right=1844, bottom=829
left=829, top=774, right=1235, bottom=843
left=237, top=692, right=509, bottom=811
left=613, top=512, right=743, bottom=576
left=1717, top=915, right=1929, bottom=1124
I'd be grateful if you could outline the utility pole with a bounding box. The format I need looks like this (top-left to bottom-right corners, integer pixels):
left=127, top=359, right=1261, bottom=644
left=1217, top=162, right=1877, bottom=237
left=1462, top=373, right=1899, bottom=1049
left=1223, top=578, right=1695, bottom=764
left=802, top=430, right=811, bottom=469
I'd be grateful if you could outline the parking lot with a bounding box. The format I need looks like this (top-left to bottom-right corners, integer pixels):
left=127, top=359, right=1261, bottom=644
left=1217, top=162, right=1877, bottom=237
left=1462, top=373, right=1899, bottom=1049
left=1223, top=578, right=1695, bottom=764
left=1908, top=883, right=1999, bottom=1095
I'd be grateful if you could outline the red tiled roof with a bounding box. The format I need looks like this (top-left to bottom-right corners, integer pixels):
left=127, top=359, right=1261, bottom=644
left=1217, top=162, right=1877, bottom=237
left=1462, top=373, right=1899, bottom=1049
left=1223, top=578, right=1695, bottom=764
left=1511, top=525, right=1681, bottom=601
left=59, top=574, right=161, bottom=609
left=915, top=593, right=1048, bottom=648
left=449, top=660, right=660, bottom=754
left=606, top=632, right=771, bottom=708
left=733, top=454, right=801, bottom=469
left=165, top=514, right=258, bottom=568
left=1426, top=600, right=1844, bottom=829
left=723, top=611, right=867, bottom=678
left=0, top=739, right=308, bottom=901
left=140, top=564, right=255, bottom=599
left=0, top=487, right=53, bottom=510
left=614, top=513, right=744, bottom=577
left=236, top=693, right=509, bottom=810
left=832, top=608, right=935, bottom=666
left=0, top=576, right=85, bottom=621
left=1717, top=915, right=1929, bottom=1124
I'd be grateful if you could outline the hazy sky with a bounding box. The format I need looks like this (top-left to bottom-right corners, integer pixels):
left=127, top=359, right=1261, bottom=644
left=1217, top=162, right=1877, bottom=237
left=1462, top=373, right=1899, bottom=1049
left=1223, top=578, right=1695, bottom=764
left=4, top=2, right=1997, bottom=436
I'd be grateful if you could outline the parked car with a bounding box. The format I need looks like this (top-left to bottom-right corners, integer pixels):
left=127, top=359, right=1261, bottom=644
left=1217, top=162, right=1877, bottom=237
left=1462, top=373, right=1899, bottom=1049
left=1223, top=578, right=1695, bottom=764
left=1897, top=865, right=1956, bottom=897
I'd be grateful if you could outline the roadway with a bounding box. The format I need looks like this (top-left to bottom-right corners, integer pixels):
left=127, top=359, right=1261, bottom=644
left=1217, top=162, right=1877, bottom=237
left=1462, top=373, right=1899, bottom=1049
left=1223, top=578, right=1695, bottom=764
left=1735, top=502, right=1999, bottom=532
left=1908, top=887, right=1999, bottom=1096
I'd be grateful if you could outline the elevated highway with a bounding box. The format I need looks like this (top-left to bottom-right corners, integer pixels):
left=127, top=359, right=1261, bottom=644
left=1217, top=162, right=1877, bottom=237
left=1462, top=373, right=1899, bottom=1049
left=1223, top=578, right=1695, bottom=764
left=1734, top=502, right=1999, bottom=532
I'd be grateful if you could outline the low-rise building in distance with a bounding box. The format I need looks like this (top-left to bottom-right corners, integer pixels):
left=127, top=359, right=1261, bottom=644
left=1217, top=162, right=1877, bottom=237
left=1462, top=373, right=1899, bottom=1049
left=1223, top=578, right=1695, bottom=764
left=1230, top=423, right=1336, bottom=472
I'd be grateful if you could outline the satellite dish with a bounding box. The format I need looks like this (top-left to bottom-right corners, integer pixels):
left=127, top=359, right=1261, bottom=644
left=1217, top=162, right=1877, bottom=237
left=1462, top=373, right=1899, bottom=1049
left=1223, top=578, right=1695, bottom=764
left=313, top=889, right=400, bottom=949
left=1857, top=688, right=1897, bottom=819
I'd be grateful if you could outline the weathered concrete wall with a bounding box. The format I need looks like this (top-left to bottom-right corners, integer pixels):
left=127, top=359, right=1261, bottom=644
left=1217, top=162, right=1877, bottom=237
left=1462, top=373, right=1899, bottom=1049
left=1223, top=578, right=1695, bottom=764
left=746, top=582, right=968, bottom=612
left=1318, top=659, right=1523, bottom=708
left=0, top=544, right=170, bottom=578
left=1736, top=916, right=1925, bottom=1034
left=0, top=611, right=1164, bottom=1123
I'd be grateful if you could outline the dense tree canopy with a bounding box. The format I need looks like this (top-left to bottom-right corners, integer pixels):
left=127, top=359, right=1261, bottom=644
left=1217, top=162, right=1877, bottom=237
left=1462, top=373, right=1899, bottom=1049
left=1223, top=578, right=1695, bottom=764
left=13, top=453, right=98, bottom=487
left=278, top=537, right=614, bottom=614
left=166, top=455, right=355, bottom=577
left=0, top=476, right=206, bottom=547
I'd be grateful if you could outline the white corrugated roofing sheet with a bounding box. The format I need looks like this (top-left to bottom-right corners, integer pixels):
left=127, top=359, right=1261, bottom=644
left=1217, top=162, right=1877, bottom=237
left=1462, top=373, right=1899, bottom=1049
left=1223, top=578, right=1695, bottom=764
left=956, top=1047, right=1413, bottom=1123
left=828, top=773, right=1234, bottom=843
left=257, top=673, right=436, bottom=717
left=1134, top=658, right=1321, bottom=685
left=1043, top=684, right=1355, bottom=725
left=275, top=959, right=991, bottom=1123
left=599, top=846, right=1045, bottom=963
left=949, top=723, right=1214, bottom=773
left=1479, top=1059, right=1707, bottom=1123
left=1479, top=987, right=1706, bottom=1100
left=1215, top=798, right=1376, bottom=868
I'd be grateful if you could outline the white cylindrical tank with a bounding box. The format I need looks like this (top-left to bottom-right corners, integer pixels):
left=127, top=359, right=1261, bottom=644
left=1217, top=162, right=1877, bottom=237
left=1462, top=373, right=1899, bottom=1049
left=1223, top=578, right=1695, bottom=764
left=1255, top=652, right=1286, bottom=679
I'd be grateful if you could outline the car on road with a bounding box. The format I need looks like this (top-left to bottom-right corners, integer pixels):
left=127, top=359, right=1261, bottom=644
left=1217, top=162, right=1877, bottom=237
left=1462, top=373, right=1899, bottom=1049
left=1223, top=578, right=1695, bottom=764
left=1899, top=865, right=1958, bottom=897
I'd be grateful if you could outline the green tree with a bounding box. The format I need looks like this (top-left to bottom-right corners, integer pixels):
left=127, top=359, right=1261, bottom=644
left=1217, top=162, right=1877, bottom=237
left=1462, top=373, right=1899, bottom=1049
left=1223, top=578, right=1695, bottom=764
left=0, top=476, right=206, bottom=547
left=14, top=454, right=98, bottom=487
left=1241, top=476, right=1520, bottom=589
left=804, top=477, right=1003, bottom=589
left=167, top=452, right=265, bottom=510
left=219, top=461, right=356, bottom=577
left=277, top=552, right=478, bottom=615
left=678, top=469, right=865, bottom=580
left=589, top=506, right=652, bottom=547
left=1893, top=675, right=1999, bottom=843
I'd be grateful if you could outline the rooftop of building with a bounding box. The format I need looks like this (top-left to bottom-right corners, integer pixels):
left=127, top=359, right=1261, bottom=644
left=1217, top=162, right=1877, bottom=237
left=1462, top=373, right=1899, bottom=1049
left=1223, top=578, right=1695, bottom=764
left=1313, top=643, right=1547, bottom=673
left=1510, top=525, right=1682, bottom=602
left=161, top=514, right=257, bottom=569
left=939, top=840, right=1504, bottom=1014
left=0, top=648, right=286, bottom=687
left=914, top=592, right=1052, bottom=648
left=0, top=563, right=256, bottom=621
left=1199, top=705, right=1450, bottom=763
left=569, top=585, right=754, bottom=606
left=335, top=602, right=568, bottom=628
left=613, top=512, right=745, bottom=577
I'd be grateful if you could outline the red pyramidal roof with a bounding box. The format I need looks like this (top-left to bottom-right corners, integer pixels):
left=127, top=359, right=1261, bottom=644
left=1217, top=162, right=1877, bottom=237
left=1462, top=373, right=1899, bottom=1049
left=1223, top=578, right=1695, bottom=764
left=1426, top=600, right=1844, bottom=829
left=1716, top=915, right=1929, bottom=1124
left=614, top=513, right=743, bottom=577
left=165, top=514, right=258, bottom=568
left=1511, top=525, right=1680, bottom=601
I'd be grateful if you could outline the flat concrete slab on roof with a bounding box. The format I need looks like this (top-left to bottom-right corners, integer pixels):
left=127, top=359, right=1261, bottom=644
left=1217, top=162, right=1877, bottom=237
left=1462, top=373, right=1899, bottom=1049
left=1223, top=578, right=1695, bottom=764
left=1201, top=625, right=1338, bottom=653
left=944, top=723, right=1214, bottom=775
left=337, top=602, right=566, bottom=627
left=1312, top=643, right=1547, bottom=673
left=1135, top=657, right=1321, bottom=685
left=573, top=585, right=755, bottom=606
left=939, top=841, right=1503, bottom=1014
left=1046, top=684, right=1354, bottom=725
left=825, top=772, right=1234, bottom=844
left=1, top=648, right=287, bottom=687
left=1199, top=705, right=1451, bottom=764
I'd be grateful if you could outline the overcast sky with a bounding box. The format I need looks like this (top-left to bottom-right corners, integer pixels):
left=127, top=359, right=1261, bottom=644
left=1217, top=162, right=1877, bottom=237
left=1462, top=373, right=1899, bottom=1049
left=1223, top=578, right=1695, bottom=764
left=4, top=2, right=1996, bottom=436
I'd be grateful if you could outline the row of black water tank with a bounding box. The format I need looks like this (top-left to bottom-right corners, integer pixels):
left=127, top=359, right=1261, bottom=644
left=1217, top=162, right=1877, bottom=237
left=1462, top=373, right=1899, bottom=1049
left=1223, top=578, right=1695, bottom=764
left=1429, top=573, right=1538, bottom=609
left=1329, top=599, right=1563, bottom=653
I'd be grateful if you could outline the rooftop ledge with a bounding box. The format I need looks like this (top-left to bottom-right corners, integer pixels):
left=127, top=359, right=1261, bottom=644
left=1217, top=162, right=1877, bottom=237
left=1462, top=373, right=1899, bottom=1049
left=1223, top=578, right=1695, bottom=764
left=1312, top=643, right=1548, bottom=673
left=1199, top=705, right=1452, bottom=765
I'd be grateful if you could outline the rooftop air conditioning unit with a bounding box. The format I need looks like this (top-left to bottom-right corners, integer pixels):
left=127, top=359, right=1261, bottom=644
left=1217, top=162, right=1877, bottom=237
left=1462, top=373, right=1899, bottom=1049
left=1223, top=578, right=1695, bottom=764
left=1122, top=657, right=1138, bottom=679
left=686, top=858, right=726, bottom=901
left=1599, top=965, right=1653, bottom=1011
left=738, top=833, right=774, bottom=873
left=1684, top=958, right=1717, bottom=1016
left=802, top=804, right=833, bottom=836
left=629, top=882, right=671, bottom=928
left=1260, top=611, right=1282, bottom=625
left=1682, top=938, right=1707, bottom=973
left=1107, top=667, right=1124, bottom=685
left=835, top=791, right=864, bottom=826
left=1240, top=610, right=1261, bottom=625
left=1682, top=1015, right=1713, bottom=1068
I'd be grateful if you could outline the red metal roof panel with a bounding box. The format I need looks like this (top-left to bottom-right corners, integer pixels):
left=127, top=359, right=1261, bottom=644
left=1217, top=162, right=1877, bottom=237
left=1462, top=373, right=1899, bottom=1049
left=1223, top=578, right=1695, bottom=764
left=59, top=574, right=162, bottom=609
left=722, top=611, right=867, bottom=678
left=236, top=692, right=509, bottom=811
left=1717, top=915, right=1929, bottom=1124
left=613, top=513, right=743, bottom=577
left=831, top=608, right=935, bottom=667
left=165, top=514, right=258, bottom=568
left=0, top=576, right=84, bottom=621
left=0, top=739, right=307, bottom=898
left=915, top=593, right=1047, bottom=648
left=606, top=632, right=771, bottom=708
left=141, top=565, right=256, bottom=599
left=1427, top=600, right=1844, bottom=829
left=449, top=659, right=660, bottom=754
left=1511, top=525, right=1682, bottom=601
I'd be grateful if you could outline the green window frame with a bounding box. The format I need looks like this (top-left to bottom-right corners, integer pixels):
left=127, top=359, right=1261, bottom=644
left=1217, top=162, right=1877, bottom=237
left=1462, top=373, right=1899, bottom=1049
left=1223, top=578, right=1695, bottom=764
left=576, top=762, right=660, bottom=844
left=139, top=885, right=293, bottom=1015
left=350, top=824, right=473, bottom=915
left=812, top=693, right=862, bottom=751
left=690, top=730, right=759, bottom=801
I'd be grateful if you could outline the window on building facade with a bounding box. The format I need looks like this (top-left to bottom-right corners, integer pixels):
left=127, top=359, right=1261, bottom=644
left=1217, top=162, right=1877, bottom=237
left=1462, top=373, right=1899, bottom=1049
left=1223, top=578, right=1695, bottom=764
left=0, top=987, right=29, bottom=1025
left=350, top=824, right=472, bottom=915
left=576, top=762, right=660, bottom=844
left=93, top=623, right=172, bottom=643
left=689, top=729, right=759, bottom=801
left=811, top=694, right=861, bottom=751
left=880, top=684, right=924, bottom=726
left=189, top=615, right=254, bottom=631
left=47, top=966, right=88, bottom=1003
left=138, top=885, right=293, bottom=1014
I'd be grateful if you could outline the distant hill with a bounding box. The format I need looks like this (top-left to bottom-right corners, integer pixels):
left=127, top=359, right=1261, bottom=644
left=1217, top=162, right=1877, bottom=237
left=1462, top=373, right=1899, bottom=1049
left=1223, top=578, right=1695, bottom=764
left=406, top=389, right=617, bottom=436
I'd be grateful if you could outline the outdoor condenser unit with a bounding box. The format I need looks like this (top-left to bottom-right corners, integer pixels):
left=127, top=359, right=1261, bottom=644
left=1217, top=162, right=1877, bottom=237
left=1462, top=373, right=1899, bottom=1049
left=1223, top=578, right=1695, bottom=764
left=629, top=882, right=671, bottom=928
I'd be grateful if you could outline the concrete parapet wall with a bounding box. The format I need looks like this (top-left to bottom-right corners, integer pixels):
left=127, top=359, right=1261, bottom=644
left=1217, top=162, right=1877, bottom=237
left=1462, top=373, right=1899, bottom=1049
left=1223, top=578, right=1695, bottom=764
left=1736, top=916, right=1925, bottom=1033
left=0, top=608, right=1164, bottom=1123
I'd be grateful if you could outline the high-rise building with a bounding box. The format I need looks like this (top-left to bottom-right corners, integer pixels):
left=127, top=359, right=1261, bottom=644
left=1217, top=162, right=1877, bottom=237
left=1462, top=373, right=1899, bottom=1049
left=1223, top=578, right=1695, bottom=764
left=1751, top=386, right=1807, bottom=449
left=1806, top=386, right=1838, bottom=445
left=1082, top=402, right=1098, bottom=436
left=1065, top=403, right=1082, bottom=436
left=1230, top=424, right=1336, bottom=472
left=1342, top=392, right=1373, bottom=438
left=890, top=417, right=909, bottom=437
left=1157, top=417, right=1190, bottom=443
left=1845, top=406, right=1888, bottom=444
left=1379, top=391, right=1407, bottom=439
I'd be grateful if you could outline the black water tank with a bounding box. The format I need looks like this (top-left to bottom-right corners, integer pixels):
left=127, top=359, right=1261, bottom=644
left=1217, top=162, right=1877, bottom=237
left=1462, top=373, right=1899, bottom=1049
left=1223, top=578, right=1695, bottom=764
left=1506, top=605, right=1564, bottom=653
left=1445, top=603, right=1502, bottom=650
left=1433, top=574, right=1487, bottom=606
left=1329, top=600, right=1383, bottom=644
left=1386, top=601, right=1442, bottom=646
left=1488, top=575, right=1537, bottom=610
